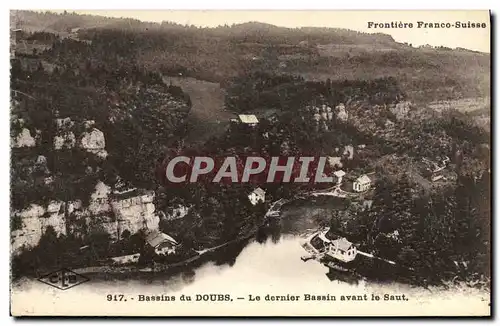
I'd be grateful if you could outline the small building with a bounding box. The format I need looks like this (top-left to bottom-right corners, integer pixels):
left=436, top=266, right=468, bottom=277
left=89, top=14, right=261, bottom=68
left=145, top=230, right=178, bottom=256
left=248, top=187, right=266, bottom=206
left=422, top=156, right=450, bottom=182
left=237, top=114, right=259, bottom=127
left=325, top=238, right=357, bottom=263
left=336, top=103, right=348, bottom=122
left=353, top=175, right=371, bottom=192
left=333, top=170, right=346, bottom=185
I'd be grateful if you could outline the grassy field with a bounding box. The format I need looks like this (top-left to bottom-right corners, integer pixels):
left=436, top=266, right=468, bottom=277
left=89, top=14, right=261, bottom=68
left=428, top=97, right=490, bottom=113
left=167, top=76, right=235, bottom=144
left=428, top=97, right=491, bottom=132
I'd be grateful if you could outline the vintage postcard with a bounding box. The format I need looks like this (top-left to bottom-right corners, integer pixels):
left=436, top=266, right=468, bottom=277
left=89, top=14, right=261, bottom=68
left=10, top=10, right=491, bottom=317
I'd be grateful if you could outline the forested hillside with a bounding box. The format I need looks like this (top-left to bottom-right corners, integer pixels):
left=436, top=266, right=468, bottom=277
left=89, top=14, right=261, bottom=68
left=10, top=31, right=192, bottom=210
left=12, top=10, right=490, bottom=102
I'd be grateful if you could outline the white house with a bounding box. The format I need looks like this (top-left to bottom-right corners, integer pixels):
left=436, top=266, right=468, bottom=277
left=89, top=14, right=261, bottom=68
left=238, top=114, right=259, bottom=126
left=145, top=230, right=179, bottom=256
left=333, top=170, right=346, bottom=185
left=325, top=238, right=357, bottom=263
left=248, top=187, right=266, bottom=205
left=353, top=175, right=371, bottom=192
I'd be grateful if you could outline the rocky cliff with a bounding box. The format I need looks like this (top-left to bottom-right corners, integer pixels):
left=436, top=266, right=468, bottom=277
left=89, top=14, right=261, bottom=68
left=11, top=180, right=160, bottom=256
left=10, top=93, right=186, bottom=257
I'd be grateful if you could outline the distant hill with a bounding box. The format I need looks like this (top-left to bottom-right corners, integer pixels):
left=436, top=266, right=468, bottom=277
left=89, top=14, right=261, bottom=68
left=11, top=10, right=490, bottom=102
left=12, top=11, right=395, bottom=45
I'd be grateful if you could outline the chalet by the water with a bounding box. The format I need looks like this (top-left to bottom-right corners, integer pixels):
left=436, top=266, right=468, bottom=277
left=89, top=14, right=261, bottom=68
left=145, top=230, right=178, bottom=256
left=248, top=187, right=266, bottom=205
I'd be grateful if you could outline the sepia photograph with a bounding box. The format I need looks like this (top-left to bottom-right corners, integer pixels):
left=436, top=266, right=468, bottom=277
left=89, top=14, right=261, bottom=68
left=9, top=9, right=491, bottom=317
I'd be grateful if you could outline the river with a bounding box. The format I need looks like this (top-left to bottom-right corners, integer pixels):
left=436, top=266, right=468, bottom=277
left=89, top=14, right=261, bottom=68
left=11, top=200, right=490, bottom=316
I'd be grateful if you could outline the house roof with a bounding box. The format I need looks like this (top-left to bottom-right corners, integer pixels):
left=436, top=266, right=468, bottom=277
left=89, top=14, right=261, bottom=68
left=333, top=238, right=353, bottom=251
left=238, top=114, right=259, bottom=124
left=356, top=175, right=371, bottom=184
left=145, top=230, right=178, bottom=248
left=333, top=170, right=346, bottom=178
left=252, top=187, right=266, bottom=196
left=111, top=188, right=153, bottom=201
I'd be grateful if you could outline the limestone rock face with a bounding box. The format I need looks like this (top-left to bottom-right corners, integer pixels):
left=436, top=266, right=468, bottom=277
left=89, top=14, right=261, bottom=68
left=18, top=204, right=45, bottom=219
left=79, top=128, right=108, bottom=159
left=54, top=132, right=76, bottom=149
left=11, top=179, right=161, bottom=256
left=52, top=118, right=107, bottom=158
left=343, top=145, right=354, bottom=160
left=36, top=155, right=47, bottom=165
left=88, top=181, right=111, bottom=215
left=336, top=103, right=348, bottom=122
left=84, top=120, right=95, bottom=129
left=10, top=201, right=66, bottom=256
left=111, top=191, right=159, bottom=236
left=12, top=128, right=36, bottom=148
left=56, top=117, right=75, bottom=130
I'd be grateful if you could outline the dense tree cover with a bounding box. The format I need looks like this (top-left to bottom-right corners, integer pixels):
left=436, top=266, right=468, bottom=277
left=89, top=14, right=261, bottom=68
left=370, top=173, right=489, bottom=285
left=157, top=183, right=267, bottom=250
left=11, top=34, right=192, bottom=210
left=220, top=71, right=490, bottom=285
left=224, top=72, right=404, bottom=112
left=14, top=10, right=490, bottom=101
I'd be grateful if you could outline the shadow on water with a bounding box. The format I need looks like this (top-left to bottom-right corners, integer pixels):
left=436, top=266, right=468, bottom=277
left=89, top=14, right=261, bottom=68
left=87, top=237, right=252, bottom=284
left=257, top=217, right=282, bottom=244
left=85, top=196, right=422, bottom=287
left=325, top=268, right=360, bottom=286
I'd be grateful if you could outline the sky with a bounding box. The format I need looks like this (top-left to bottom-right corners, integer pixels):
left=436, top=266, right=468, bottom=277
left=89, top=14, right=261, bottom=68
left=54, top=10, right=491, bottom=52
